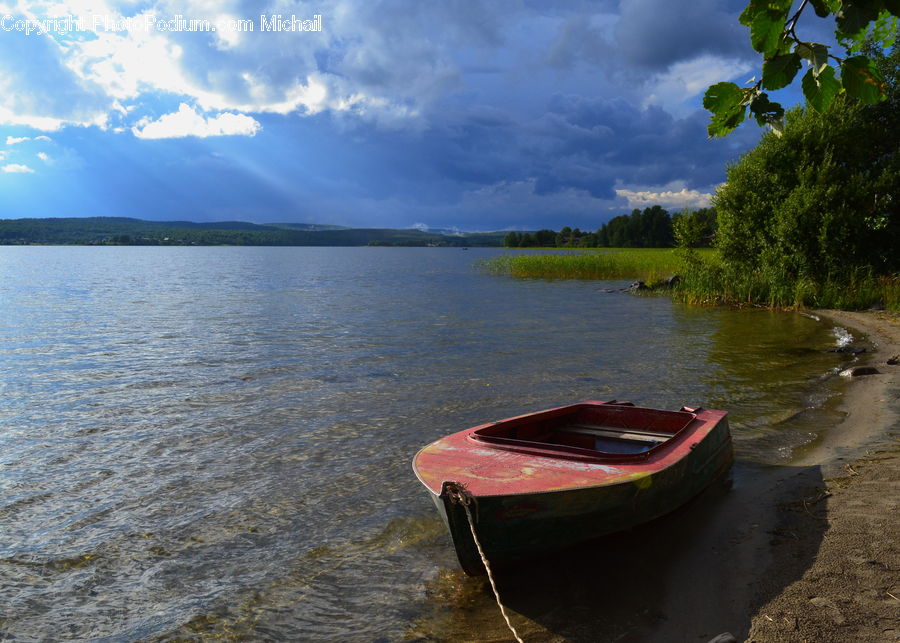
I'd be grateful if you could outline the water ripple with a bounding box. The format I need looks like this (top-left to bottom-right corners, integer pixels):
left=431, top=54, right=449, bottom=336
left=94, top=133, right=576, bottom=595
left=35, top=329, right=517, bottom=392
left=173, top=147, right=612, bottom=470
left=0, top=246, right=855, bottom=640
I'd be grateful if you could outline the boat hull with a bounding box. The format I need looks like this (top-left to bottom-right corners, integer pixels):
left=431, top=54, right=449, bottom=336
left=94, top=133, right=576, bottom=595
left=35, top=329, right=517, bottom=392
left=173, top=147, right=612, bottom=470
left=414, top=402, right=733, bottom=575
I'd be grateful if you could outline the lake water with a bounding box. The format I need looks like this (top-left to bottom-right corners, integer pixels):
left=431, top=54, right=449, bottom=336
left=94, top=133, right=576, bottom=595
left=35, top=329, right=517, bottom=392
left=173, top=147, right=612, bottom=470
left=0, top=247, right=862, bottom=641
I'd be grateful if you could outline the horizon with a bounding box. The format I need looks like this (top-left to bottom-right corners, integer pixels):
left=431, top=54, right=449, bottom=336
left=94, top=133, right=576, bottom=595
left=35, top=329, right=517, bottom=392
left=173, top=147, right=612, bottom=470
left=0, top=208, right=698, bottom=235
left=0, top=1, right=829, bottom=231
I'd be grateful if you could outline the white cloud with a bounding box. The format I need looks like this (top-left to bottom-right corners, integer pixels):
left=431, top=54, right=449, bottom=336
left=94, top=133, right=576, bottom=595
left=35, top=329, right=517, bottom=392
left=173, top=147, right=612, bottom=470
left=17, top=0, right=459, bottom=132
left=616, top=186, right=713, bottom=210
left=2, top=164, right=35, bottom=173
left=32, top=146, right=85, bottom=171
left=0, top=107, right=82, bottom=131
left=0, top=13, right=113, bottom=131
left=131, top=103, right=261, bottom=139
left=643, top=55, right=753, bottom=116
left=5, top=135, right=52, bottom=145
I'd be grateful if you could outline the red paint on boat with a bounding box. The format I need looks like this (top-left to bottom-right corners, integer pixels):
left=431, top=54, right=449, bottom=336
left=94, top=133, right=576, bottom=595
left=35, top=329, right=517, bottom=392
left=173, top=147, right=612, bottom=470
left=414, top=400, right=726, bottom=497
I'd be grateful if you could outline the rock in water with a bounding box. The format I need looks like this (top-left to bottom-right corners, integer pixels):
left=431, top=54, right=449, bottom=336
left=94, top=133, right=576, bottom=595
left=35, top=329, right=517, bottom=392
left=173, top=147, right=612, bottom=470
left=827, top=346, right=866, bottom=354
left=707, top=634, right=738, bottom=643
left=839, top=366, right=880, bottom=377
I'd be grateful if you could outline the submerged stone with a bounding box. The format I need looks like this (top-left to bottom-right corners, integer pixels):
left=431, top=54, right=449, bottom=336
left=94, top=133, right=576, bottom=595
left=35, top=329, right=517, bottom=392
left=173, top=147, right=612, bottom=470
left=839, top=366, right=880, bottom=377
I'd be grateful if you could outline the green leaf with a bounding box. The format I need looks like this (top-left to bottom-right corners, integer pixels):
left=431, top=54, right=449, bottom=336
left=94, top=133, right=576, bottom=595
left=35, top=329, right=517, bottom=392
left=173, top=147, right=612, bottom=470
left=748, top=92, right=785, bottom=127
left=809, top=0, right=833, bottom=17
left=801, top=65, right=841, bottom=111
left=841, top=55, right=887, bottom=103
left=704, top=83, right=748, bottom=138
left=762, top=53, right=803, bottom=90
left=707, top=106, right=747, bottom=138
left=871, top=10, right=899, bottom=48
left=840, top=7, right=899, bottom=51
left=795, top=42, right=830, bottom=75
left=740, top=0, right=793, bottom=56
left=836, top=1, right=882, bottom=36
left=703, top=83, right=744, bottom=113
left=702, top=81, right=744, bottom=112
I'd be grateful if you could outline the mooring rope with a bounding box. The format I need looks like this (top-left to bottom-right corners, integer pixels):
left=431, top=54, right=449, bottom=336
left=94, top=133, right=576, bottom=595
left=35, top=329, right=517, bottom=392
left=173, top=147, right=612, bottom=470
left=447, top=483, right=524, bottom=643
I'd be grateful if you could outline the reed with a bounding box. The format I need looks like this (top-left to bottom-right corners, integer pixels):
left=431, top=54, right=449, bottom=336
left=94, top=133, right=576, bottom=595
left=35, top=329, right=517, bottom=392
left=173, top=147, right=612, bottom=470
left=674, top=252, right=900, bottom=311
left=478, top=249, right=687, bottom=285
left=480, top=248, right=900, bottom=311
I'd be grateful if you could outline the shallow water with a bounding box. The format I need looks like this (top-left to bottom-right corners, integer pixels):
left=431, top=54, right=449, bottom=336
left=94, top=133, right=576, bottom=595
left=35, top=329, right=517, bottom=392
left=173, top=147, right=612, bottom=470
left=0, top=247, right=863, bottom=641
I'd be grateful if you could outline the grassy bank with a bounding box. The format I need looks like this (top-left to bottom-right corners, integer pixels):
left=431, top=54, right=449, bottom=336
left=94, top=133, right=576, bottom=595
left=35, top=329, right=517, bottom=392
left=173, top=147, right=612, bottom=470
left=477, top=249, right=688, bottom=285
left=675, top=249, right=900, bottom=310
left=480, top=248, right=900, bottom=311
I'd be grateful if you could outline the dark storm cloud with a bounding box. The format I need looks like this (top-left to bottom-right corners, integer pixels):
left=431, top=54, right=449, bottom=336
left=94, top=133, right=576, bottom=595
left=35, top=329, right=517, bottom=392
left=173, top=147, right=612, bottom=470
left=615, top=0, right=750, bottom=69
left=519, top=94, right=755, bottom=194
left=545, top=17, right=616, bottom=69
left=376, top=91, right=761, bottom=215
left=546, top=0, right=751, bottom=73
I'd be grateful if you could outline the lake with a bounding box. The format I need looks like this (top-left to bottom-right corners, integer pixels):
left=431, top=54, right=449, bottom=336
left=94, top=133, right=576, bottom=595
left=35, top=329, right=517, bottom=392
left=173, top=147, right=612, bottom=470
left=0, top=247, right=860, bottom=641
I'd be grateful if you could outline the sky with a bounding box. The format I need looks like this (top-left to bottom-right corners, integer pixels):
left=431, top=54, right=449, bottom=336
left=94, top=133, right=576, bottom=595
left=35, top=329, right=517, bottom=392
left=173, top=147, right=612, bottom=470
left=0, top=0, right=821, bottom=231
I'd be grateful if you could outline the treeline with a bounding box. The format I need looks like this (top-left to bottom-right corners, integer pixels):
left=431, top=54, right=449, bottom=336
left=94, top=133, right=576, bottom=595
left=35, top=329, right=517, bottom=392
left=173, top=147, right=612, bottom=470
left=503, top=206, right=716, bottom=248
left=0, top=217, right=506, bottom=247
left=677, top=43, right=900, bottom=309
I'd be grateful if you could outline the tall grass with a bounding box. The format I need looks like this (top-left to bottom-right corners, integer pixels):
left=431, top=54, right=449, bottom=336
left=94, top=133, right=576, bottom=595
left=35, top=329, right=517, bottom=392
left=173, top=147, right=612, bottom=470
left=674, top=249, right=900, bottom=311
left=478, top=249, right=686, bottom=285
left=479, top=248, right=900, bottom=311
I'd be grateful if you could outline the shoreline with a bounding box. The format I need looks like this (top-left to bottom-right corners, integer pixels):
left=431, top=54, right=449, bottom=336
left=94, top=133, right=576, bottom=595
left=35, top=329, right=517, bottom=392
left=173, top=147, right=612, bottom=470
left=411, top=310, right=899, bottom=643
left=742, top=310, right=900, bottom=642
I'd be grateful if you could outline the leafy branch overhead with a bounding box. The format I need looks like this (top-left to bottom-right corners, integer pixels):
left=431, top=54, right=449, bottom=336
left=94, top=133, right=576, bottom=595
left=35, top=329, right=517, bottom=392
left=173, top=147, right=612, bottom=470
left=704, top=0, right=899, bottom=137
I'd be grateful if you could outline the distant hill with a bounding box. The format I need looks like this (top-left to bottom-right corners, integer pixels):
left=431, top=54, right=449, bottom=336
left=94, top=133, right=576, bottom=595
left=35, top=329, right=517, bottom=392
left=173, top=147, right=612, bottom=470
left=265, top=222, right=350, bottom=231
left=0, top=217, right=506, bottom=247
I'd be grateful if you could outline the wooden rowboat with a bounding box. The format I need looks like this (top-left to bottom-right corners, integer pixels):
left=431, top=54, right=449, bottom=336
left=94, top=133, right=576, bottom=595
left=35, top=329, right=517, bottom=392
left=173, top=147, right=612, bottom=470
left=413, top=400, right=733, bottom=575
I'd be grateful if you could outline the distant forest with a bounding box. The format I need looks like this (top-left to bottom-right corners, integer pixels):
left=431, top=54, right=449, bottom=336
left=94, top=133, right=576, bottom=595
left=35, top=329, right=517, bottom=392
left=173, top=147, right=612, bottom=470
left=0, top=208, right=715, bottom=249
left=0, top=217, right=506, bottom=247
left=503, top=206, right=716, bottom=248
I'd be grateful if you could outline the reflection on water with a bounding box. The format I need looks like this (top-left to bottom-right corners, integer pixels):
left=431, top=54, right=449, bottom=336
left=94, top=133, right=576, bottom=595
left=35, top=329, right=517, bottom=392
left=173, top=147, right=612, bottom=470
left=0, top=247, right=861, bottom=641
left=670, top=306, right=858, bottom=465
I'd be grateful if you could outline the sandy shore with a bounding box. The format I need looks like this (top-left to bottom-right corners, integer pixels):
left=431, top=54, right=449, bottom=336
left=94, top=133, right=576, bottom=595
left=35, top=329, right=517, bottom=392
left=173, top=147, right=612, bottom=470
left=743, top=311, right=900, bottom=642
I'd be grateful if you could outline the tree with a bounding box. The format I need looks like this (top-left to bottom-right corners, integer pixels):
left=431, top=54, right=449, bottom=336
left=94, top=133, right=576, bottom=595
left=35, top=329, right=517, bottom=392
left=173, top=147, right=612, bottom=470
left=596, top=206, right=675, bottom=247
left=503, top=231, right=522, bottom=247
left=533, top=229, right=557, bottom=246
left=673, top=207, right=717, bottom=248
left=643, top=205, right=675, bottom=247
left=713, top=75, right=899, bottom=288
left=704, top=1, right=899, bottom=137
left=556, top=226, right=573, bottom=246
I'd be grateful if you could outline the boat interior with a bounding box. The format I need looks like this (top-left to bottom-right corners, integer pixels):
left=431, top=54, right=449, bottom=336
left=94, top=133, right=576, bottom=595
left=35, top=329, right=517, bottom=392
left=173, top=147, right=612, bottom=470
left=469, top=402, right=697, bottom=460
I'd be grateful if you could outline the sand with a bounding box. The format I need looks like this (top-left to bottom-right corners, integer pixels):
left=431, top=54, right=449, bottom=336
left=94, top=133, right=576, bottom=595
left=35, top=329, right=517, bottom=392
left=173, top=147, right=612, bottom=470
left=743, top=311, right=900, bottom=643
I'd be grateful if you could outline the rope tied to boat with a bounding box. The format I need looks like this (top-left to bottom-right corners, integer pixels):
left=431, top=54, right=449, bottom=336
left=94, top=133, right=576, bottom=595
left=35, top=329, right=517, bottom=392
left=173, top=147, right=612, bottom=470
left=444, top=482, right=524, bottom=643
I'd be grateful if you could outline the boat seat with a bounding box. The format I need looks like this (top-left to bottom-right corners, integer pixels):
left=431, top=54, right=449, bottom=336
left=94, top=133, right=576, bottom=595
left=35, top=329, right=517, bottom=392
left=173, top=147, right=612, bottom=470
left=556, top=423, right=672, bottom=444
